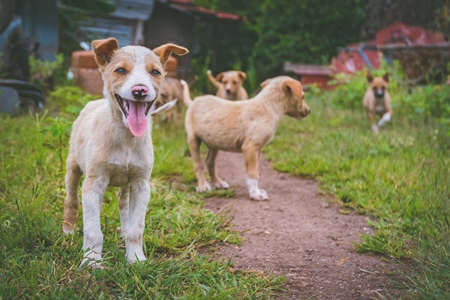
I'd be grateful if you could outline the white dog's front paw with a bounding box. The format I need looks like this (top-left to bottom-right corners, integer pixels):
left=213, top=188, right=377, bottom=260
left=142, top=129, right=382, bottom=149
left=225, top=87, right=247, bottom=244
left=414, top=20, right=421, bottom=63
left=197, top=182, right=212, bottom=192
left=249, top=188, right=269, bottom=201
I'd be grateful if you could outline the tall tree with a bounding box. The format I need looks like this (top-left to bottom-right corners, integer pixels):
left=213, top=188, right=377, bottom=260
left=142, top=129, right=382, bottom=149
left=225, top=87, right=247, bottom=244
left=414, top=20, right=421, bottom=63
left=250, top=0, right=365, bottom=82
left=58, top=0, right=115, bottom=64
left=361, top=0, right=447, bottom=40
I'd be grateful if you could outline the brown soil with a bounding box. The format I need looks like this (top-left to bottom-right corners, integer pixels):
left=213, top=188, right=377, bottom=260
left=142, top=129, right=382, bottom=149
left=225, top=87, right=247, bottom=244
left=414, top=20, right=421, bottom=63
left=203, top=152, right=409, bottom=300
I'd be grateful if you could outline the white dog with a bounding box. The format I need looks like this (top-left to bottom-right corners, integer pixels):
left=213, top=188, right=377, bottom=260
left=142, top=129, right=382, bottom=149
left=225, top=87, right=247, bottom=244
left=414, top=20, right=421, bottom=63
left=62, top=37, right=188, bottom=267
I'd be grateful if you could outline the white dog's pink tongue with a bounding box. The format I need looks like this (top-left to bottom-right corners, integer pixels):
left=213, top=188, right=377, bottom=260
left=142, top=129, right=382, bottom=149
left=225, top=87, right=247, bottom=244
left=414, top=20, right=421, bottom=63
left=127, top=101, right=148, bottom=137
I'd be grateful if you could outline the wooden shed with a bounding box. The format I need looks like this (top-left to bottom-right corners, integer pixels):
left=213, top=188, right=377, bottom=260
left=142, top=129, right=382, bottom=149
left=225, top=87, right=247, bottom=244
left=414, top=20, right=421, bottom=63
left=146, top=0, right=244, bottom=80
left=76, top=0, right=242, bottom=81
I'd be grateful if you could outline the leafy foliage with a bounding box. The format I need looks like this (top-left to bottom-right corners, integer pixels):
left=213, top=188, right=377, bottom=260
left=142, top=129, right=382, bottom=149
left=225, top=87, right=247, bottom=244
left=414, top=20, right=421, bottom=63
left=327, top=60, right=450, bottom=134
left=57, top=0, right=115, bottom=66
left=47, top=85, right=98, bottom=114
left=250, top=0, right=365, bottom=82
left=193, top=0, right=365, bottom=90
left=29, top=54, right=65, bottom=93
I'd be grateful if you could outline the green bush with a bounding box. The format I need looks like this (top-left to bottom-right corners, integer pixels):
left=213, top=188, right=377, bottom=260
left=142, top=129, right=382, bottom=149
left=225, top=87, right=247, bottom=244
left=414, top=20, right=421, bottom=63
left=47, top=85, right=98, bottom=114
left=29, top=54, right=65, bottom=93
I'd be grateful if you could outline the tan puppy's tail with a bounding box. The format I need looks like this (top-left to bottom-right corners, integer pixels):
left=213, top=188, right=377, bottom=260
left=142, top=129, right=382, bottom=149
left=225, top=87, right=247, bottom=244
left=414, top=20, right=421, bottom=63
left=180, top=80, right=193, bottom=107
left=206, top=70, right=221, bottom=89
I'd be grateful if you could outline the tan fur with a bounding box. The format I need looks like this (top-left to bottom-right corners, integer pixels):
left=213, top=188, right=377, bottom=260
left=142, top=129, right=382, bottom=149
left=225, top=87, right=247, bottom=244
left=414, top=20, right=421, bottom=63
left=182, top=76, right=310, bottom=200
left=207, top=69, right=249, bottom=100
left=157, top=77, right=184, bottom=124
left=62, top=37, right=188, bottom=268
left=363, top=72, right=393, bottom=133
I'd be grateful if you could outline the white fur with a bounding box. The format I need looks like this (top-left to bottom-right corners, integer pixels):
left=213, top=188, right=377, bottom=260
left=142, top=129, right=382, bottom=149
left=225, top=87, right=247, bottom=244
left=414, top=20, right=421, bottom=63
left=62, top=38, right=188, bottom=268
left=118, top=47, right=157, bottom=102
left=246, top=176, right=268, bottom=201
left=377, top=112, right=391, bottom=127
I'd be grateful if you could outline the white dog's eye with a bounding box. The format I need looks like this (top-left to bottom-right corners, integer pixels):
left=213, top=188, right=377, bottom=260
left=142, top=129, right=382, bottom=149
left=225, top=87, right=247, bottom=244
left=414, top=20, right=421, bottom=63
left=115, top=68, right=127, bottom=74
left=151, top=69, right=161, bottom=75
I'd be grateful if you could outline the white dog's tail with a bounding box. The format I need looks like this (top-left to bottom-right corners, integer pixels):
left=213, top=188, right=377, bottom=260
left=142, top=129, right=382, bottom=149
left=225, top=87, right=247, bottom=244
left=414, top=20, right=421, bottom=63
left=180, top=80, right=193, bottom=107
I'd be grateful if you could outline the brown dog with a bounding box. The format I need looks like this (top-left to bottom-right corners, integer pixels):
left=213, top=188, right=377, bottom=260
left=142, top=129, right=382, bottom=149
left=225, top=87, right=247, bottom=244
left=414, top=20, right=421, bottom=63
left=181, top=76, right=310, bottom=201
left=363, top=72, right=393, bottom=133
left=158, top=77, right=184, bottom=124
left=207, top=69, right=249, bottom=100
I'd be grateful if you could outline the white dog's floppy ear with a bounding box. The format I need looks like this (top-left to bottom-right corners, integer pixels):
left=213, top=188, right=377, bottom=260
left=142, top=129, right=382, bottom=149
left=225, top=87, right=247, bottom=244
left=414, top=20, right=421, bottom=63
left=150, top=99, right=177, bottom=116
left=92, top=38, right=119, bottom=69
left=153, top=43, right=189, bottom=65
left=283, top=78, right=303, bottom=98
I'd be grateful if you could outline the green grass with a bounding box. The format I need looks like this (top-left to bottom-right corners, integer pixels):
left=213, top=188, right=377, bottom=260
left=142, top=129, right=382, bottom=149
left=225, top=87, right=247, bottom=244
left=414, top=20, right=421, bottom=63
left=0, top=108, right=284, bottom=299
left=263, top=88, right=450, bottom=298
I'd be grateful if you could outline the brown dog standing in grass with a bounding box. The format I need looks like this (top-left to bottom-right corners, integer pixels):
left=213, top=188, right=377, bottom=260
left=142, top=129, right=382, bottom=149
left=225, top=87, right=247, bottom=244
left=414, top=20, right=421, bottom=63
left=181, top=76, right=310, bottom=201
left=62, top=37, right=188, bottom=268
left=207, top=69, right=249, bottom=100
left=363, top=72, right=393, bottom=133
left=158, top=77, right=185, bottom=124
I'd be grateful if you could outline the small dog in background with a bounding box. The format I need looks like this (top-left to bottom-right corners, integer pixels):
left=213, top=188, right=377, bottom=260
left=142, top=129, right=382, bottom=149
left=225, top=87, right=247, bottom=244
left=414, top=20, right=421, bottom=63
left=181, top=76, right=310, bottom=201
left=207, top=69, right=249, bottom=100
left=158, top=77, right=185, bottom=124
left=363, top=72, right=393, bottom=133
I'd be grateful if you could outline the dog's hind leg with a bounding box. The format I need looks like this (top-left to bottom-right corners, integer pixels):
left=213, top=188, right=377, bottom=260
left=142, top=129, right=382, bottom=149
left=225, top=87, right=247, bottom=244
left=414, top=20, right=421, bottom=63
left=188, top=135, right=211, bottom=192
left=243, top=146, right=269, bottom=201
left=117, top=185, right=130, bottom=237
left=124, top=179, right=150, bottom=263
left=80, top=176, right=108, bottom=268
left=206, top=149, right=229, bottom=189
left=63, top=155, right=82, bottom=234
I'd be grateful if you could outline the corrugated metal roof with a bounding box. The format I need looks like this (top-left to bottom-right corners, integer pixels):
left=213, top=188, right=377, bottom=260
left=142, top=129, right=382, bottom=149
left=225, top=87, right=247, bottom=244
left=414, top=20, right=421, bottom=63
left=284, top=62, right=333, bottom=76
left=109, top=0, right=155, bottom=21
left=80, top=17, right=135, bottom=47
left=161, top=0, right=243, bottom=21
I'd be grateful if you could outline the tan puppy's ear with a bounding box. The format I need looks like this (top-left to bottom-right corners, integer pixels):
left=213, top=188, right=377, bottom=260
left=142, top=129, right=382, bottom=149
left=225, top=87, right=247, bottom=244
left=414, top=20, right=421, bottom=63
left=283, top=78, right=303, bottom=98
left=382, top=72, right=389, bottom=83
left=367, top=72, right=374, bottom=83
left=92, top=38, right=119, bottom=68
left=238, top=71, right=247, bottom=81
left=215, top=72, right=224, bottom=83
left=260, top=78, right=272, bottom=88
left=153, top=43, right=189, bottom=65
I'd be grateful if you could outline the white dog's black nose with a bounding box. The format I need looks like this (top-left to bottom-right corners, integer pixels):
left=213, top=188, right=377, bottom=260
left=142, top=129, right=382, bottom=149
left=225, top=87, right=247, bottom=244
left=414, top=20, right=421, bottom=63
left=132, top=85, right=148, bottom=100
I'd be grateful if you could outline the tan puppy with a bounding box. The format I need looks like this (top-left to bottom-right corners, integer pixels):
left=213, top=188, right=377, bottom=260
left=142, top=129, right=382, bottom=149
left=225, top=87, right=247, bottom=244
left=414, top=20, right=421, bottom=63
left=181, top=76, right=310, bottom=201
left=363, top=72, right=393, bottom=133
left=62, top=37, right=188, bottom=267
left=207, top=69, right=249, bottom=100
left=158, top=77, right=184, bottom=124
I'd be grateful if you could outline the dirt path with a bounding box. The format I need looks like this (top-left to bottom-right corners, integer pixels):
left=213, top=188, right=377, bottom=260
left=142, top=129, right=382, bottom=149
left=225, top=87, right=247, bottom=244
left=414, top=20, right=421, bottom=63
left=203, top=152, right=407, bottom=299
